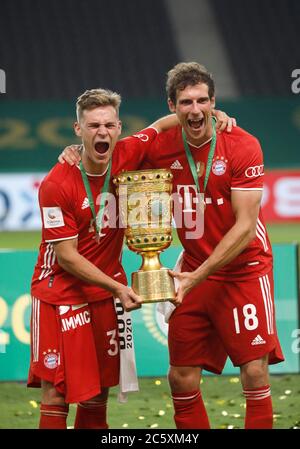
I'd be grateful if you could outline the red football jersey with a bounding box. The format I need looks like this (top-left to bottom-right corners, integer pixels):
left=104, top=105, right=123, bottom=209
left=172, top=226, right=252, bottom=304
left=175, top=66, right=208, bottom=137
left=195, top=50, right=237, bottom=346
left=147, top=125, right=272, bottom=281
left=31, top=128, right=157, bottom=305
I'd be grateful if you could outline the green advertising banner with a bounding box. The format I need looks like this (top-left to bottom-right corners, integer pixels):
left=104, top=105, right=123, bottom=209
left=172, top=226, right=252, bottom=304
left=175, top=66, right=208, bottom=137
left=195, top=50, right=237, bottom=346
left=0, top=98, right=300, bottom=172
left=0, top=244, right=299, bottom=380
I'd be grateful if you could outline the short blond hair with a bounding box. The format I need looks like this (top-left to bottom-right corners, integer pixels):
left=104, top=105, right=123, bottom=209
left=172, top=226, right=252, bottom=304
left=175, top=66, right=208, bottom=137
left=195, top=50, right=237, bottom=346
left=76, top=88, right=121, bottom=121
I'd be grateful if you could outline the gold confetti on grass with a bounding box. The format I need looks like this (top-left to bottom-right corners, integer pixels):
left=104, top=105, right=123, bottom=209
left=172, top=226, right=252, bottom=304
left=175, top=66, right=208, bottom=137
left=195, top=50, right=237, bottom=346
left=158, top=410, right=165, bottom=416
left=229, top=377, right=240, bottom=384
left=279, top=395, right=287, bottom=400
left=155, top=380, right=161, bottom=386
left=150, top=423, right=158, bottom=428
left=216, top=400, right=226, bottom=405
left=222, top=410, right=228, bottom=416
left=284, top=390, right=292, bottom=395
left=29, top=400, right=38, bottom=408
left=138, top=416, right=145, bottom=420
left=122, top=423, right=128, bottom=428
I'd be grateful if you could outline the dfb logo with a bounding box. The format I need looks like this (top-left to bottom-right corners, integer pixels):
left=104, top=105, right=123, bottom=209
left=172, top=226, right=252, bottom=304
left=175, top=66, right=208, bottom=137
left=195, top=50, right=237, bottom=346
left=0, top=69, right=5, bottom=93
left=291, top=69, right=300, bottom=94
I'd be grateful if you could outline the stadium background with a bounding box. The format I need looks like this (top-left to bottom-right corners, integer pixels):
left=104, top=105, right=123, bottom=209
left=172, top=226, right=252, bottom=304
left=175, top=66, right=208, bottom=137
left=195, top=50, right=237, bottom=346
left=0, top=0, right=299, bottom=429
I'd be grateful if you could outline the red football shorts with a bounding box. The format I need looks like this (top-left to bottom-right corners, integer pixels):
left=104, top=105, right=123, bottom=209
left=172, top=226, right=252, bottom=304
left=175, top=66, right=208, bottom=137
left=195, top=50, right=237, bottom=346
left=28, top=297, right=120, bottom=403
left=168, top=269, right=284, bottom=373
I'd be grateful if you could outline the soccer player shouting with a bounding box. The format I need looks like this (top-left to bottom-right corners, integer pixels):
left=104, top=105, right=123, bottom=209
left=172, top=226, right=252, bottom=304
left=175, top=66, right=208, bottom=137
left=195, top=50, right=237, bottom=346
left=28, top=88, right=169, bottom=429
left=149, top=63, right=284, bottom=429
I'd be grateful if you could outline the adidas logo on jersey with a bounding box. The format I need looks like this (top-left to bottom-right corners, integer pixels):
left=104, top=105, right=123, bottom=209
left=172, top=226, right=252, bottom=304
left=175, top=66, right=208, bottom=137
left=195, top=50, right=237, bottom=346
left=251, top=334, right=266, bottom=345
left=171, top=160, right=183, bottom=169
left=81, top=197, right=89, bottom=210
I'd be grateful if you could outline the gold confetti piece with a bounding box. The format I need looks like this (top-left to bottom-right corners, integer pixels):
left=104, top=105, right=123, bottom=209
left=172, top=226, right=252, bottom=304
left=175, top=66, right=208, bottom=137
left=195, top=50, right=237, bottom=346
left=138, top=416, right=145, bottom=420
left=200, top=379, right=204, bottom=384
left=239, top=402, right=246, bottom=409
left=155, top=380, right=161, bottom=386
left=228, top=399, right=235, bottom=406
left=279, top=395, right=287, bottom=400
left=227, top=425, right=234, bottom=429
left=29, top=400, right=38, bottom=408
left=232, top=414, right=241, bottom=418
left=229, top=377, right=240, bottom=383
left=150, top=423, right=158, bottom=428
left=166, top=403, right=172, bottom=408
left=158, top=410, right=165, bottom=416
left=273, top=414, right=282, bottom=418
left=222, top=410, right=228, bottom=416
left=67, top=426, right=74, bottom=429
left=285, top=390, right=292, bottom=395
left=122, top=423, right=128, bottom=428
left=216, top=400, right=226, bottom=405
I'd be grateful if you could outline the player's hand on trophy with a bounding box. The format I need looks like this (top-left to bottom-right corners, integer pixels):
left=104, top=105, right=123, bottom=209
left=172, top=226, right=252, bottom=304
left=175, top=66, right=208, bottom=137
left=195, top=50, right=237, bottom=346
left=213, top=109, right=237, bottom=133
left=168, top=270, right=199, bottom=305
left=58, top=145, right=82, bottom=165
left=116, top=285, right=142, bottom=312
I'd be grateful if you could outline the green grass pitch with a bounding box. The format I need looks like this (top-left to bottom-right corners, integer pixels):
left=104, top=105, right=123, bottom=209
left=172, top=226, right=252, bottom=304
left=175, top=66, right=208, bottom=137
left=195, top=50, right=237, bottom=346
left=0, top=375, right=299, bottom=429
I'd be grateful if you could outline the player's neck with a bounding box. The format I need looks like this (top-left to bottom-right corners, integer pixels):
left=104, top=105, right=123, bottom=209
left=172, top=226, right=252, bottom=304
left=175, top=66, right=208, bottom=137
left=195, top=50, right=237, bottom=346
left=81, top=151, right=109, bottom=176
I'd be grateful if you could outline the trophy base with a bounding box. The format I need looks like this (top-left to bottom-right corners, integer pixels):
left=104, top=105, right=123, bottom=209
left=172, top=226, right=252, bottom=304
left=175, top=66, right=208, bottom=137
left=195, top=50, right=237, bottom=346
left=132, top=268, right=176, bottom=303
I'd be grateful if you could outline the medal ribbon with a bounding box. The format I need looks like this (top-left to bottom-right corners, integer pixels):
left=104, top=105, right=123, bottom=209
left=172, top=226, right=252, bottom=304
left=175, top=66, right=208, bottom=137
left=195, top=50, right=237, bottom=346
left=182, top=117, right=217, bottom=196
left=79, top=157, right=112, bottom=238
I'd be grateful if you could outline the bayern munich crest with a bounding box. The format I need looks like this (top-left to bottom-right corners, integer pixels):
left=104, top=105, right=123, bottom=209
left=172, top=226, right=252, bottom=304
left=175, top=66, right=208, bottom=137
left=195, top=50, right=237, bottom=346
left=212, top=158, right=227, bottom=176
left=43, top=349, right=59, bottom=369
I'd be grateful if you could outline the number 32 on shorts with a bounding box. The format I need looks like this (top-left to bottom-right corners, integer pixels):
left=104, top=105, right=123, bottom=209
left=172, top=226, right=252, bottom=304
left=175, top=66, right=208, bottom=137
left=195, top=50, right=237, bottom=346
left=233, top=304, right=259, bottom=333
left=107, top=329, right=119, bottom=356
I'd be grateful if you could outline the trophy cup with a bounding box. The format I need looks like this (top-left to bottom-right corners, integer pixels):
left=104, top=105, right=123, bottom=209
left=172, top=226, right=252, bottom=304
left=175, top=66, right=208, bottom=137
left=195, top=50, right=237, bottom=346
left=113, top=169, right=175, bottom=303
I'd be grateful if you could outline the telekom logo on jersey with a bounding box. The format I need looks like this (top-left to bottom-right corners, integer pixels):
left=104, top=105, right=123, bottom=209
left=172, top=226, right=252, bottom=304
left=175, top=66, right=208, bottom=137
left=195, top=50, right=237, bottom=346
left=96, top=184, right=205, bottom=240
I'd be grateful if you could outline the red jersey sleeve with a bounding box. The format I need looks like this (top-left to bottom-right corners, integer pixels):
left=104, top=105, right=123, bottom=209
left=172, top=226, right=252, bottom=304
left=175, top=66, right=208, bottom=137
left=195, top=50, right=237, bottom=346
left=39, top=179, right=78, bottom=242
left=231, top=134, right=264, bottom=190
left=120, top=127, right=158, bottom=169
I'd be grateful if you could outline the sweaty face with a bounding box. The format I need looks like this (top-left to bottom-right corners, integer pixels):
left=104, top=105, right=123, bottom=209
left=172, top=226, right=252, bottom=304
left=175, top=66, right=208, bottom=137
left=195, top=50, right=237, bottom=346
left=74, top=106, right=121, bottom=173
left=168, top=83, right=215, bottom=146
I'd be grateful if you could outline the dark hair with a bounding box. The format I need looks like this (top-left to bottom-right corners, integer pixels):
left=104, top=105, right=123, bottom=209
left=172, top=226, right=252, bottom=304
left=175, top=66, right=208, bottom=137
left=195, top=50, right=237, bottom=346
left=166, top=62, right=215, bottom=104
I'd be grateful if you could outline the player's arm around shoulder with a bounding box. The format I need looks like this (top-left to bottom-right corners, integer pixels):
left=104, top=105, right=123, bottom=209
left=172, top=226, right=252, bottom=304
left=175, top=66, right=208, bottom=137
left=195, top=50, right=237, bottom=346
left=150, top=114, right=179, bottom=133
